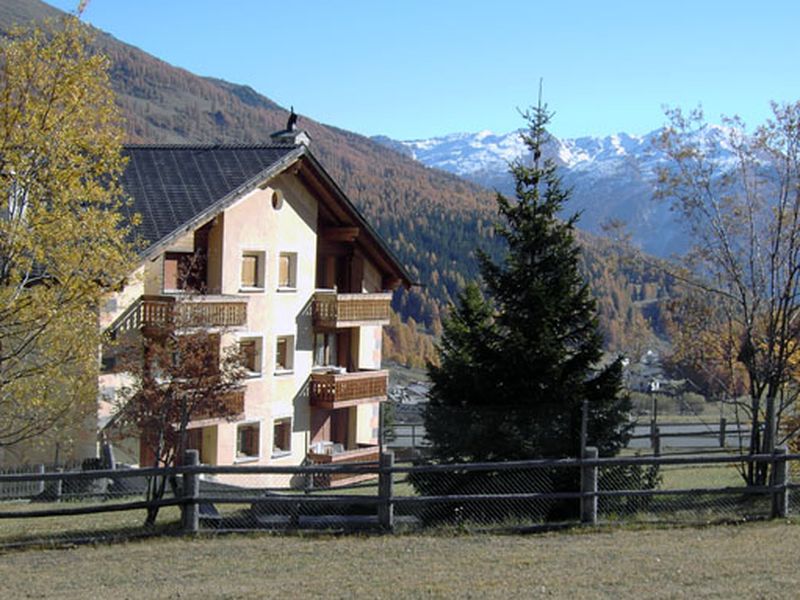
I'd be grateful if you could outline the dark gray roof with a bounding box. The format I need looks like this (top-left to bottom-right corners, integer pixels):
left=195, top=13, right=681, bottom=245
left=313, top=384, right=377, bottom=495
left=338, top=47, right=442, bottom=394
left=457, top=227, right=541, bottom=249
left=121, top=144, right=301, bottom=251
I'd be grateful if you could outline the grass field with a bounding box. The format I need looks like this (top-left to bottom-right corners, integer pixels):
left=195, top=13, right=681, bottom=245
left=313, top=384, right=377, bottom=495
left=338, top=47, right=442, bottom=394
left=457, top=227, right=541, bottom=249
left=0, top=521, right=797, bottom=598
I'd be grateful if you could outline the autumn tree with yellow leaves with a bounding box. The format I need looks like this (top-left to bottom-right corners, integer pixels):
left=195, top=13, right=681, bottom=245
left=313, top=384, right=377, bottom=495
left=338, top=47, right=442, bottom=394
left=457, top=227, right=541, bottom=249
left=659, top=104, right=800, bottom=484
left=0, top=17, right=135, bottom=454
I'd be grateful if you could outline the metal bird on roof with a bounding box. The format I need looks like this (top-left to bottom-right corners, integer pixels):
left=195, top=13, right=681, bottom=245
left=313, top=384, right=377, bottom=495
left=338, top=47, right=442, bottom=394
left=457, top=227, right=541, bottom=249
left=287, top=106, right=298, bottom=131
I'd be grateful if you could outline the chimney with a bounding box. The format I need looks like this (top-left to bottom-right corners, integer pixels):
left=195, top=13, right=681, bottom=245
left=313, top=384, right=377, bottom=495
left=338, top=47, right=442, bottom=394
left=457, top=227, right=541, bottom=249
left=271, top=106, right=311, bottom=146
left=270, top=128, right=311, bottom=147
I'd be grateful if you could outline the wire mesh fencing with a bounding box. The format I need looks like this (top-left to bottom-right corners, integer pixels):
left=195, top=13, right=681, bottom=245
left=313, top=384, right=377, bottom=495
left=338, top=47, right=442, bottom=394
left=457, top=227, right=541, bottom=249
left=184, top=462, right=385, bottom=532
left=597, top=457, right=773, bottom=524
left=0, top=465, right=182, bottom=548
left=393, top=460, right=582, bottom=530
left=1, top=450, right=798, bottom=547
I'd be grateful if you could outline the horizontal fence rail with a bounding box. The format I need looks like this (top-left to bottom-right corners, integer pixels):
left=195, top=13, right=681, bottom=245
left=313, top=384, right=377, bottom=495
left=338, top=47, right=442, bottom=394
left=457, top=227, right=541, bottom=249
left=1, top=449, right=798, bottom=547
left=388, top=420, right=757, bottom=456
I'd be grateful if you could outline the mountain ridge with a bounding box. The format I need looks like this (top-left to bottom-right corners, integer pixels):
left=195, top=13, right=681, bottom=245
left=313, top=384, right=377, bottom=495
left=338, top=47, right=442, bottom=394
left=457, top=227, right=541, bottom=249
left=373, top=126, right=739, bottom=257
left=1, top=0, right=676, bottom=354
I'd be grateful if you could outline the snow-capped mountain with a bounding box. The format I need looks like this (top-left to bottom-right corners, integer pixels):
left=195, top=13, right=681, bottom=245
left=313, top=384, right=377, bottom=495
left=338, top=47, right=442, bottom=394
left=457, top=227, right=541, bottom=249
left=372, top=126, right=737, bottom=257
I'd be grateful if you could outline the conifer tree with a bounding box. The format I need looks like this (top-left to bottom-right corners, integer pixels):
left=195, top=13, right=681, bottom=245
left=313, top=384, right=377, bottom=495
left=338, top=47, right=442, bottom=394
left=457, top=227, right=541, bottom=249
left=423, top=99, right=631, bottom=463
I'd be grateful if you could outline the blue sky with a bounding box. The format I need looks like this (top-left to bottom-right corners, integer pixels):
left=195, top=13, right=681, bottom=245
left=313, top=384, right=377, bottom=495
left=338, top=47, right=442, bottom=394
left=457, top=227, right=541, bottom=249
left=46, top=0, right=800, bottom=141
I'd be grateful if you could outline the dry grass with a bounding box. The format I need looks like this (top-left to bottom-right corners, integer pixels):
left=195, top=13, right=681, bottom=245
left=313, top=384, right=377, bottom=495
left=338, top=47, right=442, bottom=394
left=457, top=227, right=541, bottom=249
left=659, top=462, right=744, bottom=490
left=0, top=521, right=797, bottom=598
left=0, top=502, right=181, bottom=545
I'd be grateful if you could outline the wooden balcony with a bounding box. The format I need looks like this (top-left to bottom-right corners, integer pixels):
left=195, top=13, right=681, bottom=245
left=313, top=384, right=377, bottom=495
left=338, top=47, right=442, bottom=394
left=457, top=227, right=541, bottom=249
left=309, top=370, right=388, bottom=409
left=111, top=295, right=248, bottom=334
left=307, top=445, right=380, bottom=487
left=191, top=389, right=246, bottom=421
left=312, top=291, right=392, bottom=328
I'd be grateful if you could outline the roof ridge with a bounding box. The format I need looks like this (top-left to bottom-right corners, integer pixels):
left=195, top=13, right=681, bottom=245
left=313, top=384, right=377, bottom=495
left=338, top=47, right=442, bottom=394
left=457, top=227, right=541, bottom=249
left=123, top=143, right=298, bottom=150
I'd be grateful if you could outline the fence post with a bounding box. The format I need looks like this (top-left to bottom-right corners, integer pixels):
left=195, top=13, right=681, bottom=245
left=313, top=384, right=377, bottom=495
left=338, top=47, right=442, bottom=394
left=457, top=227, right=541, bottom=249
left=771, top=445, right=788, bottom=519
left=101, top=442, right=116, bottom=470
left=653, top=427, right=661, bottom=456
left=650, top=394, right=658, bottom=444
left=181, top=449, right=200, bottom=534
left=719, top=417, right=727, bottom=448
left=580, top=400, right=589, bottom=457
left=35, top=463, right=45, bottom=496
left=378, top=450, right=395, bottom=531
left=53, top=467, right=63, bottom=502
left=581, top=446, right=598, bottom=525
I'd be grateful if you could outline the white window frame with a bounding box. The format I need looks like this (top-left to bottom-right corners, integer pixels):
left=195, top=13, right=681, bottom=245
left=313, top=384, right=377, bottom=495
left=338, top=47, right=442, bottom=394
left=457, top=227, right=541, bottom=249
left=238, top=335, right=264, bottom=379
left=272, top=417, right=292, bottom=457
left=313, top=332, right=338, bottom=368
left=277, top=251, right=298, bottom=291
left=240, top=250, right=266, bottom=292
left=274, top=334, right=295, bottom=375
left=163, top=251, right=195, bottom=294
left=235, top=421, right=261, bottom=463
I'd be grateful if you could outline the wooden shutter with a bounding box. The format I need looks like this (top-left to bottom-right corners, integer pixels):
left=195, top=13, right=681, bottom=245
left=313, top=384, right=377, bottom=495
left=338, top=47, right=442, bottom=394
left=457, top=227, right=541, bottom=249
left=241, top=254, right=259, bottom=287
left=240, top=340, right=257, bottom=372
left=164, top=254, right=179, bottom=290
left=276, top=337, right=287, bottom=370
left=237, top=424, right=259, bottom=457
left=279, top=253, right=292, bottom=287
left=274, top=419, right=291, bottom=452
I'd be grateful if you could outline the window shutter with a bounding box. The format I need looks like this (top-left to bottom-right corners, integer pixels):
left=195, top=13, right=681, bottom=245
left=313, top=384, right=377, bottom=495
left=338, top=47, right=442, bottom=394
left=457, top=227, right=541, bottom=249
left=240, top=340, right=256, bottom=372
left=164, top=255, right=179, bottom=290
left=279, top=254, right=290, bottom=287
left=276, top=337, right=287, bottom=370
left=241, top=254, right=258, bottom=287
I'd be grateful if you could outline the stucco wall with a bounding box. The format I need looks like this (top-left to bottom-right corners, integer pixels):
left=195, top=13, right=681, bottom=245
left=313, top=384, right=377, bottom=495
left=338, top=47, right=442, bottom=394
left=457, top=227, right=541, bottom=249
left=78, top=162, right=392, bottom=481
left=356, top=402, right=380, bottom=446
left=210, top=175, right=318, bottom=469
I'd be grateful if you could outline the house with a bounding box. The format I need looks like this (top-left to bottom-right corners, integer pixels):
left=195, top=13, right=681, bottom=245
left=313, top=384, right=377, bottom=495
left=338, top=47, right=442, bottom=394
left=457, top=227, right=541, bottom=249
left=91, top=128, right=410, bottom=483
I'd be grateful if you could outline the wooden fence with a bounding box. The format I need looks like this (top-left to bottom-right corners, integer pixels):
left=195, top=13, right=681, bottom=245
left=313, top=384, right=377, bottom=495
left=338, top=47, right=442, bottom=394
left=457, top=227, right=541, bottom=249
left=390, top=418, right=756, bottom=456
left=0, top=449, right=797, bottom=545
left=0, top=464, right=45, bottom=499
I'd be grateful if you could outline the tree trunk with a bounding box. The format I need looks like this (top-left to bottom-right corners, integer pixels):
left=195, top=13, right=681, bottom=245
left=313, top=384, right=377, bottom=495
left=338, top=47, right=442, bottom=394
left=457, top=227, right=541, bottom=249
left=144, top=431, right=166, bottom=527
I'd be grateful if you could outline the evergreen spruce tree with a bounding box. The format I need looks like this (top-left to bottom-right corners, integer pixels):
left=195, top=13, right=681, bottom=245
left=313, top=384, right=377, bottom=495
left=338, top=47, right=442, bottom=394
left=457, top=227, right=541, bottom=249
left=423, top=100, right=631, bottom=466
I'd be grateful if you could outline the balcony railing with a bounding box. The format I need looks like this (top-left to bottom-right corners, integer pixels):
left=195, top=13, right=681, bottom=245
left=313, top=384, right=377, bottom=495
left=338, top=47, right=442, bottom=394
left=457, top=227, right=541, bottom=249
left=306, top=445, right=380, bottom=487
left=312, top=291, right=392, bottom=328
left=191, top=389, right=246, bottom=421
left=110, top=295, right=248, bottom=334
left=309, top=369, right=388, bottom=409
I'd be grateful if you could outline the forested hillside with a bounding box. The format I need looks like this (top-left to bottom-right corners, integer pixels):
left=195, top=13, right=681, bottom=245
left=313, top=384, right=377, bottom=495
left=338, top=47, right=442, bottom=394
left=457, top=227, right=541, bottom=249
left=1, top=1, right=675, bottom=360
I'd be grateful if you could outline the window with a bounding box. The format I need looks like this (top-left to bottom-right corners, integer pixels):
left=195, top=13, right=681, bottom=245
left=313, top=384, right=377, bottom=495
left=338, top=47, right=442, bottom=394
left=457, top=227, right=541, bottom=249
left=187, top=428, right=204, bottom=455
left=164, top=252, right=199, bottom=292
left=273, top=418, right=292, bottom=455
left=240, top=251, right=265, bottom=290
left=275, top=335, right=294, bottom=372
left=239, top=337, right=263, bottom=376
left=236, top=422, right=260, bottom=460
left=278, top=252, right=297, bottom=289
left=313, top=332, right=338, bottom=367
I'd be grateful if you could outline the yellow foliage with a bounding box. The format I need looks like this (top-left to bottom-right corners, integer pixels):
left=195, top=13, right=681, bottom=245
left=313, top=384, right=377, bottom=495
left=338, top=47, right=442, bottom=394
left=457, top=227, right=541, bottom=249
left=0, top=17, right=136, bottom=448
